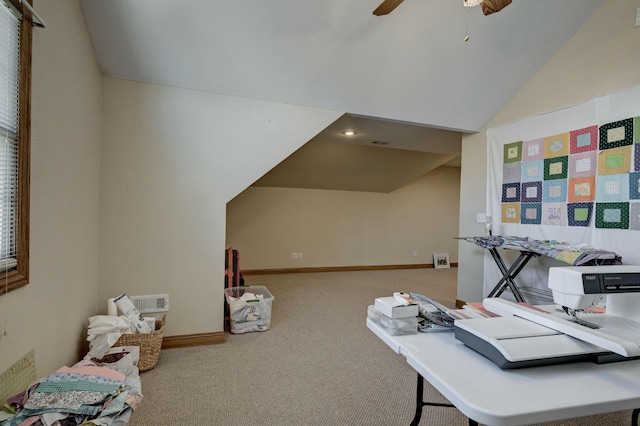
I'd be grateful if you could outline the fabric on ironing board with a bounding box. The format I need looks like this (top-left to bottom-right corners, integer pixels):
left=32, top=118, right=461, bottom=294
left=468, top=235, right=621, bottom=266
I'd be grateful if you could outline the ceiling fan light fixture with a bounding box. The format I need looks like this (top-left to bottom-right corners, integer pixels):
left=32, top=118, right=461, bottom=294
left=463, top=0, right=484, bottom=7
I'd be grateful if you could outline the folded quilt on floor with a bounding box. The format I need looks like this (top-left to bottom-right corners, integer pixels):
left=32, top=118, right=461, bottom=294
left=2, top=353, right=142, bottom=426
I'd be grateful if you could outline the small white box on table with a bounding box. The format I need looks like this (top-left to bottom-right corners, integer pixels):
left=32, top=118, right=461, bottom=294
left=374, top=296, right=419, bottom=318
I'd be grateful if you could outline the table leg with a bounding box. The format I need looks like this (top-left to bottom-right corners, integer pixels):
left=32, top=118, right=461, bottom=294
left=410, top=373, right=424, bottom=426
left=410, top=373, right=456, bottom=426
left=632, top=408, right=639, bottom=426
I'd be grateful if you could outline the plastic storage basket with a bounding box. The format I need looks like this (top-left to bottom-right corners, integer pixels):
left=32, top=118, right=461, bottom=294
left=225, top=286, right=274, bottom=334
left=367, top=305, right=417, bottom=335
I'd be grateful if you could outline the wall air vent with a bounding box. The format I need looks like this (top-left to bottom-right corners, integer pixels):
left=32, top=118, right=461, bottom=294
left=372, top=141, right=391, bottom=145
left=130, top=294, right=170, bottom=313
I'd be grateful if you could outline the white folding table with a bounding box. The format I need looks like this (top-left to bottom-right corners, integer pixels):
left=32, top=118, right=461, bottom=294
left=367, top=319, right=640, bottom=426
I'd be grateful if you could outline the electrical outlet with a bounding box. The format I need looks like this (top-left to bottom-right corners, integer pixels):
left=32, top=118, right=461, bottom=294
left=476, top=213, right=486, bottom=223
left=291, top=252, right=298, bottom=260
left=636, top=6, right=640, bottom=27
left=413, top=250, right=417, bottom=257
left=298, top=252, right=303, bottom=259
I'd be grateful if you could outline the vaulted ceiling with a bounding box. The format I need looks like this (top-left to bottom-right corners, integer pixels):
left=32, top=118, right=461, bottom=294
left=80, top=0, right=606, bottom=192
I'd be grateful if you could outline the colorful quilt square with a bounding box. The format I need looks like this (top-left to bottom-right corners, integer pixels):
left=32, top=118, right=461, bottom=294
left=597, top=146, right=631, bottom=175
left=542, top=203, right=567, bottom=226
left=544, top=156, right=568, bottom=180
left=502, top=183, right=520, bottom=202
left=635, top=117, right=640, bottom=143
left=568, top=176, right=596, bottom=202
left=630, top=202, right=640, bottom=230
left=501, top=203, right=520, bottom=223
left=543, top=179, right=567, bottom=203
left=520, top=203, right=542, bottom=224
left=568, top=151, right=597, bottom=178
left=635, top=144, right=640, bottom=171
left=596, top=174, right=629, bottom=202
left=503, top=162, right=521, bottom=184
left=599, top=118, right=634, bottom=149
left=629, top=172, right=640, bottom=200
left=606, top=153, right=624, bottom=169
left=522, top=139, right=544, bottom=161
left=576, top=157, right=593, bottom=172
left=576, top=133, right=591, bottom=148
left=605, top=208, right=621, bottom=222
left=567, top=202, right=593, bottom=227
left=570, top=126, right=598, bottom=153
left=503, top=141, right=522, bottom=164
left=521, top=181, right=542, bottom=203
left=595, top=202, right=629, bottom=229
left=521, top=160, right=543, bottom=183
left=544, top=133, right=570, bottom=158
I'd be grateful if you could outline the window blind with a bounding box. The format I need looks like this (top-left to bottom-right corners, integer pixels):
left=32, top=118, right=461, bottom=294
left=0, top=2, right=20, bottom=271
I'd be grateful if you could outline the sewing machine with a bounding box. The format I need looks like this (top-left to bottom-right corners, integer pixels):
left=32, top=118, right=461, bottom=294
left=454, top=265, right=640, bottom=369
left=547, top=265, right=640, bottom=323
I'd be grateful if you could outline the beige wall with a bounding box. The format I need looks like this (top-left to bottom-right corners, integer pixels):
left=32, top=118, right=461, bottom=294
left=227, top=166, right=460, bottom=269
left=0, top=1, right=102, bottom=376
left=457, top=0, right=640, bottom=302
left=99, top=79, right=342, bottom=336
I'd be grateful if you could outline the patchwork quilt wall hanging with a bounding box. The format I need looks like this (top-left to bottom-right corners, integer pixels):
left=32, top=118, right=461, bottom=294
left=485, top=84, right=640, bottom=302
left=500, top=118, right=640, bottom=230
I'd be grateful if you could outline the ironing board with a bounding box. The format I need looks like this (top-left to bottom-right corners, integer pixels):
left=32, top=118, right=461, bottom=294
left=457, top=236, right=622, bottom=303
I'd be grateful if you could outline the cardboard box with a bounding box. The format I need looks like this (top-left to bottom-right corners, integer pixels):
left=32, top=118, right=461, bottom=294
left=374, top=296, right=419, bottom=318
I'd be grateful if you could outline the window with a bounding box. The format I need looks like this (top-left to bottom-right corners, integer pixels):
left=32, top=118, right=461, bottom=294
left=0, top=0, right=32, bottom=295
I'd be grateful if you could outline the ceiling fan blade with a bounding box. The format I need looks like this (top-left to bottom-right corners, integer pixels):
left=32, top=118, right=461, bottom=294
left=480, top=0, right=512, bottom=16
left=373, top=0, right=405, bottom=16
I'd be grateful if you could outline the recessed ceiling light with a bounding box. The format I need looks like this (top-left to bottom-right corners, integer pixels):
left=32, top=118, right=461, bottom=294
left=342, top=130, right=357, bottom=136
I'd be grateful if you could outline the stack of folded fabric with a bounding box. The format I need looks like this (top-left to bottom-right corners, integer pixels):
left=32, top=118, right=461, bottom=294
left=1, top=352, right=142, bottom=426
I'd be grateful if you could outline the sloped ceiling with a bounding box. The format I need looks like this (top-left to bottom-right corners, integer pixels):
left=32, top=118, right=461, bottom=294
left=80, top=0, right=606, bottom=192
left=253, top=139, right=459, bottom=192
left=253, top=114, right=461, bottom=192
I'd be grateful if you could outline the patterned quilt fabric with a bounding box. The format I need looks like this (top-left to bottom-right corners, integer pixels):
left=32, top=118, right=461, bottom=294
left=2, top=360, right=141, bottom=426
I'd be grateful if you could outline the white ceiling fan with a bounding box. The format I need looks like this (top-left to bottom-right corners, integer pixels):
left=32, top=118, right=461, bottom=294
left=373, top=0, right=513, bottom=16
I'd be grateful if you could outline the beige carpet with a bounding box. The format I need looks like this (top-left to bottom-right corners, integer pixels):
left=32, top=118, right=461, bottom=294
left=129, top=269, right=633, bottom=425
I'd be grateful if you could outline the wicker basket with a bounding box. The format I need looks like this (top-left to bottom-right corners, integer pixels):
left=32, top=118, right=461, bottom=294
left=113, top=314, right=166, bottom=372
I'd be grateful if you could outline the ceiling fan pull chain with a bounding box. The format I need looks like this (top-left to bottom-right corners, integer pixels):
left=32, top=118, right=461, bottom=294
left=464, top=7, right=470, bottom=42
